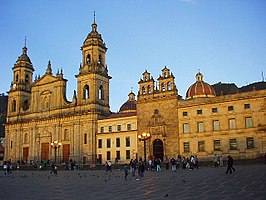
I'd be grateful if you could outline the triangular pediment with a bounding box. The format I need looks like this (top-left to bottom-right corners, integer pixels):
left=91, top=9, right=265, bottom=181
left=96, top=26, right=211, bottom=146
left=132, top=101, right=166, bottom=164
left=33, top=74, right=65, bottom=86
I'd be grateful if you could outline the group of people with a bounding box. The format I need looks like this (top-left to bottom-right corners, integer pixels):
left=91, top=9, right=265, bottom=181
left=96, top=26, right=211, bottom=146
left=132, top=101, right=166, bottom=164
left=213, top=154, right=224, bottom=167
left=3, top=161, right=12, bottom=176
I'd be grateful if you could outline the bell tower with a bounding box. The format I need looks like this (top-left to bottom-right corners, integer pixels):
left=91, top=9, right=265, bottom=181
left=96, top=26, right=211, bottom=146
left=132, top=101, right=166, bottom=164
left=7, top=43, right=34, bottom=116
left=76, top=14, right=111, bottom=115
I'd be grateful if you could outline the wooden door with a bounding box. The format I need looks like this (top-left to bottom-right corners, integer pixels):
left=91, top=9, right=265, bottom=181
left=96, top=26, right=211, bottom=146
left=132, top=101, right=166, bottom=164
left=23, top=147, right=29, bottom=162
left=63, top=144, right=70, bottom=163
left=41, top=142, right=49, bottom=161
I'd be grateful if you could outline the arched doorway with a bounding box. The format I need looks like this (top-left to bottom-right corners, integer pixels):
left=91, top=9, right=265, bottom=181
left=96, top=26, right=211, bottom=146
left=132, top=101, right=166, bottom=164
left=153, top=139, right=164, bottom=161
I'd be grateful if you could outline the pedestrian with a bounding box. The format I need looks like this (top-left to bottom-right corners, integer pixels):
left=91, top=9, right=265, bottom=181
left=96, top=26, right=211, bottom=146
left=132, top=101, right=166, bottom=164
left=124, top=164, right=129, bottom=180
left=219, top=155, right=224, bottom=167
left=226, top=155, right=236, bottom=174
left=50, top=163, right=55, bottom=175
left=138, top=161, right=145, bottom=177
left=213, top=154, right=219, bottom=168
left=170, top=157, right=176, bottom=172
left=156, top=158, right=161, bottom=172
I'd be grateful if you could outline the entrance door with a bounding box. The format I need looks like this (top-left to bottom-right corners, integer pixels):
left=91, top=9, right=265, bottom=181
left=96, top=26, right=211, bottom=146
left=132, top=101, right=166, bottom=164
left=153, top=139, right=164, bottom=161
left=23, top=147, right=29, bottom=162
left=63, top=144, right=70, bottom=163
left=41, top=142, right=49, bottom=161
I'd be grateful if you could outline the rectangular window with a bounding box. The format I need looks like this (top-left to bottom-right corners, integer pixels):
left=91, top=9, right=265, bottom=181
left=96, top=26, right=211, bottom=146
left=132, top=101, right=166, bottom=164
left=198, top=141, right=205, bottom=152
left=116, top=151, right=120, bottom=160
left=106, top=151, right=111, bottom=160
left=245, top=117, right=253, bottom=128
left=246, top=137, right=254, bottom=149
left=126, top=150, right=131, bottom=159
left=100, top=127, right=104, bottom=133
left=228, top=106, right=234, bottom=111
left=98, top=139, right=102, bottom=148
left=10, top=141, right=13, bottom=149
left=183, top=123, right=190, bottom=133
left=126, top=137, right=130, bottom=147
left=213, top=120, right=220, bottom=131
left=183, top=142, right=190, bottom=153
left=117, top=125, right=121, bottom=132
left=183, top=111, right=188, bottom=116
left=197, top=109, right=202, bottom=114
left=107, top=138, right=111, bottom=148
left=116, top=138, right=120, bottom=147
left=198, top=122, right=204, bottom=132
left=214, top=140, right=221, bottom=151
left=244, top=104, right=250, bottom=109
left=230, top=139, right=237, bottom=150
left=229, top=118, right=236, bottom=129
left=127, top=124, right=131, bottom=131
left=108, top=126, right=112, bottom=132
left=212, top=107, right=218, bottom=113
left=84, top=133, right=87, bottom=144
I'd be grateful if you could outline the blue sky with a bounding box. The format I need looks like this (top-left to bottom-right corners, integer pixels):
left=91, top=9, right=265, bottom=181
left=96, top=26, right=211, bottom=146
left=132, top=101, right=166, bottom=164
left=0, top=0, right=265, bottom=112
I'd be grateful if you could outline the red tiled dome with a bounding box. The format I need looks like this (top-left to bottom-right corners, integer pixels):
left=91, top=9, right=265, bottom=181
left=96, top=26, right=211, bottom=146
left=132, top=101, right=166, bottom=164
left=186, top=72, right=216, bottom=99
left=119, top=92, right=137, bottom=113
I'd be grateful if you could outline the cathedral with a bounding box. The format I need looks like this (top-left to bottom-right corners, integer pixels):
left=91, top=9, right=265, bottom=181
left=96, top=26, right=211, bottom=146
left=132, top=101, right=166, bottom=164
left=4, top=19, right=266, bottom=165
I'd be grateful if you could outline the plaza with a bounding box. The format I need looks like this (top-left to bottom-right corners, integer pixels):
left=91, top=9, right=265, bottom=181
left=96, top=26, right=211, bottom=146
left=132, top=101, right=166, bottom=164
left=1, top=164, right=265, bottom=200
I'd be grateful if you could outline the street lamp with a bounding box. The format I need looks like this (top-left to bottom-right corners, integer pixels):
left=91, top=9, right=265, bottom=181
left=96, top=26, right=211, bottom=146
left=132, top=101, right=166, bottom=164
left=138, top=132, right=151, bottom=164
left=51, top=141, right=62, bottom=164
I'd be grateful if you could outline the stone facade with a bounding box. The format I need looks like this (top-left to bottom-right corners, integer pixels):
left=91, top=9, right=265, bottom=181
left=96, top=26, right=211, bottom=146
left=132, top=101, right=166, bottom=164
left=5, top=20, right=110, bottom=164
left=4, top=19, right=266, bottom=165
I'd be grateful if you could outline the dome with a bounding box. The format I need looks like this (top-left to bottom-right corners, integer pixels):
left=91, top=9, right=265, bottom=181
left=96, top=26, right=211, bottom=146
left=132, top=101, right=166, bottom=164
left=119, top=92, right=137, bottom=113
left=17, top=47, right=32, bottom=64
left=186, top=72, right=216, bottom=99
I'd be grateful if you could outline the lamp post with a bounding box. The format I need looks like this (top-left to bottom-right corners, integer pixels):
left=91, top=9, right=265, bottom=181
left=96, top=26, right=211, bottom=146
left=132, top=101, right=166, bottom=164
left=138, top=132, right=151, bottom=164
left=51, top=141, right=62, bottom=164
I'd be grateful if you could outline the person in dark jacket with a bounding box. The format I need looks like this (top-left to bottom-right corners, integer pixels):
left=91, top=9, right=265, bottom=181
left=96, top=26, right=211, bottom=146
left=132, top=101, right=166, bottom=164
left=226, top=155, right=235, bottom=174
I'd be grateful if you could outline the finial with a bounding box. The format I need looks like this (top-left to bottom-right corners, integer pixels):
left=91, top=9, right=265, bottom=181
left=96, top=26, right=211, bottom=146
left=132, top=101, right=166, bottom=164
left=46, top=60, right=52, bottom=74
left=130, top=87, right=133, bottom=93
left=94, top=11, right=96, bottom=23
left=24, top=36, right=27, bottom=47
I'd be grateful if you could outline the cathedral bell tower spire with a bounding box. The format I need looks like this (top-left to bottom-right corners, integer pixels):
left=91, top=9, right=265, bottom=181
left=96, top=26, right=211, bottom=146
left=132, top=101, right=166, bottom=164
left=8, top=40, right=34, bottom=115
left=75, top=13, right=111, bottom=115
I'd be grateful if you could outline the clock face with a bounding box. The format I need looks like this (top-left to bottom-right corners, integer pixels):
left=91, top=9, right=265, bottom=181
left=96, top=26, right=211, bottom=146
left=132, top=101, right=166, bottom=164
left=13, top=84, right=16, bottom=89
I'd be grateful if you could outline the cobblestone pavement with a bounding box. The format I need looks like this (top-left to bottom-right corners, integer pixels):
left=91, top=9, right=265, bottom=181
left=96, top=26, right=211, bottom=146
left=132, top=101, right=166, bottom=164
left=0, top=164, right=265, bottom=200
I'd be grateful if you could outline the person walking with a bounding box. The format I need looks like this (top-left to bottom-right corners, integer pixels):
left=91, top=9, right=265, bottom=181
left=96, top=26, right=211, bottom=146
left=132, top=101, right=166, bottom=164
left=226, top=155, right=235, bottom=174
left=124, top=164, right=129, bottom=180
left=213, top=154, right=219, bottom=168
left=164, top=156, right=170, bottom=170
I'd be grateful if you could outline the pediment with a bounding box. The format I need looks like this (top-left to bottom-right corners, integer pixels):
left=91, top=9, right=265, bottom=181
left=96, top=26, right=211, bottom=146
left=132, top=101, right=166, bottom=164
left=33, top=74, right=63, bottom=86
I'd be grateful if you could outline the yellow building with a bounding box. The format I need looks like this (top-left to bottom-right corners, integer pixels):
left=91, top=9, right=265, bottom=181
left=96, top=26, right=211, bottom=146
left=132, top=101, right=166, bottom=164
left=4, top=19, right=266, bottom=165
left=5, top=19, right=111, bottom=164
left=97, top=92, right=137, bottom=164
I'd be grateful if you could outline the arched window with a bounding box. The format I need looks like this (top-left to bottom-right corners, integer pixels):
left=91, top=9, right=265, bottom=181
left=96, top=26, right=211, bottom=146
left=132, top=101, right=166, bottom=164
left=161, top=83, right=166, bottom=91
left=25, top=74, right=29, bottom=83
left=142, top=86, right=146, bottom=94
left=12, top=100, right=16, bottom=112
left=86, top=54, right=91, bottom=64
left=83, top=85, right=89, bottom=99
left=16, top=74, right=19, bottom=82
left=148, top=85, right=152, bottom=94
left=23, top=100, right=29, bottom=111
left=99, top=85, right=104, bottom=100
left=98, top=54, right=102, bottom=64
left=167, top=82, right=172, bottom=90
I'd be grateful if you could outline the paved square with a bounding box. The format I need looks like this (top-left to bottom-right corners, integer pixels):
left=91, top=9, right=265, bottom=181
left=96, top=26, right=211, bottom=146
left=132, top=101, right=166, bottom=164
left=1, top=164, right=265, bottom=200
